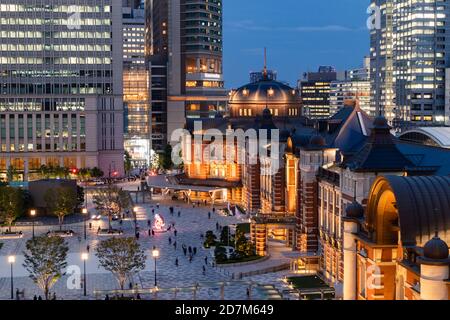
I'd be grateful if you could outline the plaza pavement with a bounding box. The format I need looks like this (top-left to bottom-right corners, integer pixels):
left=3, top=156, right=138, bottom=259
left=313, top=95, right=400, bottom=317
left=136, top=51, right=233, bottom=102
left=0, top=181, right=294, bottom=300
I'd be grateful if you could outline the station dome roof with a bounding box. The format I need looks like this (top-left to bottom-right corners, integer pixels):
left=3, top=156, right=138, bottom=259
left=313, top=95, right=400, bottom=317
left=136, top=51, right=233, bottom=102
left=229, top=79, right=300, bottom=105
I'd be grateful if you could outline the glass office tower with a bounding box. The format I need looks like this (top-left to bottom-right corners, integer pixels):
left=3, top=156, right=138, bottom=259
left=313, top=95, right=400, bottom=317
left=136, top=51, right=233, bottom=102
left=0, top=0, right=125, bottom=181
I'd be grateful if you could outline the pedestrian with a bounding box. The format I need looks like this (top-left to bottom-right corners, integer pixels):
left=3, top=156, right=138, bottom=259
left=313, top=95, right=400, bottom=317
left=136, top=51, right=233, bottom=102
left=178, top=211, right=181, bottom=217
left=183, top=248, right=187, bottom=256
left=105, top=294, right=109, bottom=300
left=189, top=255, right=193, bottom=263
left=246, top=288, right=250, bottom=299
left=208, top=212, right=211, bottom=219
left=129, top=282, right=133, bottom=289
left=52, top=292, right=56, bottom=300
left=174, top=229, right=177, bottom=237
left=38, top=296, right=42, bottom=300
left=216, top=222, right=219, bottom=230
left=193, top=247, right=197, bottom=255
left=212, top=207, right=216, bottom=213
left=202, top=265, right=206, bottom=275
left=33, top=295, right=37, bottom=301
left=135, top=232, right=140, bottom=240
left=175, top=258, right=179, bottom=267
left=173, top=241, right=177, bottom=249
left=147, top=220, right=151, bottom=227
left=119, top=219, right=123, bottom=225
left=152, top=209, right=155, bottom=214
left=149, top=229, right=152, bottom=237
left=169, top=237, right=172, bottom=245
left=89, top=222, right=92, bottom=230
left=136, top=294, right=141, bottom=300
left=86, top=245, right=90, bottom=253
left=188, top=246, right=192, bottom=254
left=152, top=229, right=155, bottom=236
left=205, top=256, right=208, bottom=265
left=15, top=288, right=20, bottom=300
left=200, top=233, right=204, bottom=239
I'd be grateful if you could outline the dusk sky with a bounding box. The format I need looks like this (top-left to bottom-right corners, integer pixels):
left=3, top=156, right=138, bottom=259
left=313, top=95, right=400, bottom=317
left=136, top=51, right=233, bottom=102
left=223, top=0, right=370, bottom=88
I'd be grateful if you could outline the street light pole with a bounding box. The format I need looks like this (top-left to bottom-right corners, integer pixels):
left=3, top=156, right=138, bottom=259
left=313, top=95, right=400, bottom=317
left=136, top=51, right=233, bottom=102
left=152, top=248, right=159, bottom=287
left=82, top=208, right=88, bottom=241
left=30, top=209, right=36, bottom=240
left=133, top=207, right=138, bottom=234
left=8, top=256, right=15, bottom=300
left=154, top=256, right=157, bottom=287
left=81, top=253, right=88, bottom=297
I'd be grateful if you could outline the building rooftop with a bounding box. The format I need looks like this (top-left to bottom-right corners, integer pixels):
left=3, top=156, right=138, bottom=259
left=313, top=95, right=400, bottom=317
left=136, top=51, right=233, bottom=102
left=399, top=127, right=450, bottom=149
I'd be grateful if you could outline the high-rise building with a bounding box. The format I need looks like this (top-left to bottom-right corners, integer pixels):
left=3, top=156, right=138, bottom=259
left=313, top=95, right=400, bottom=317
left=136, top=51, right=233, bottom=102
left=370, top=0, right=450, bottom=126
left=0, top=0, right=125, bottom=181
left=330, top=81, right=372, bottom=117
left=299, top=66, right=342, bottom=119
left=370, top=0, right=395, bottom=122
left=330, top=57, right=373, bottom=117
left=123, top=0, right=151, bottom=167
left=145, top=0, right=227, bottom=152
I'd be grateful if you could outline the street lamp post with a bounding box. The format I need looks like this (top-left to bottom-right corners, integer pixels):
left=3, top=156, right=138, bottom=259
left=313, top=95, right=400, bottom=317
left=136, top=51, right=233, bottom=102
left=152, top=248, right=159, bottom=287
left=133, top=206, right=138, bottom=234
left=8, top=256, right=15, bottom=300
left=82, top=208, right=88, bottom=240
left=81, top=253, right=88, bottom=297
left=30, top=209, right=36, bottom=240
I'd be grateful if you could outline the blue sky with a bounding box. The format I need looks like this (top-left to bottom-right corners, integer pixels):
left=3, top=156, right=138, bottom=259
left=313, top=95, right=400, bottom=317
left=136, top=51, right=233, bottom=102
left=223, top=0, right=370, bottom=88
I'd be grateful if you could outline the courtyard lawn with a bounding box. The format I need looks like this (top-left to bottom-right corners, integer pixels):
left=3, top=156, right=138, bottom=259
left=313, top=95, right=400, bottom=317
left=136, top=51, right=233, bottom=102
left=287, top=275, right=328, bottom=289
left=286, top=275, right=335, bottom=300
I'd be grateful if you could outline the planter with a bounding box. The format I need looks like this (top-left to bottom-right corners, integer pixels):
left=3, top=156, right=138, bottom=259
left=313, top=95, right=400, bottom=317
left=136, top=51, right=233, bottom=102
left=0, top=231, right=24, bottom=239
left=47, top=230, right=74, bottom=238
left=97, top=229, right=123, bottom=236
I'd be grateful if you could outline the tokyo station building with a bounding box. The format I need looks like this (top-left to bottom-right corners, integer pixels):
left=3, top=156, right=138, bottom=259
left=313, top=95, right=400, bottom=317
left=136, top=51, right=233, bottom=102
left=161, top=67, right=450, bottom=299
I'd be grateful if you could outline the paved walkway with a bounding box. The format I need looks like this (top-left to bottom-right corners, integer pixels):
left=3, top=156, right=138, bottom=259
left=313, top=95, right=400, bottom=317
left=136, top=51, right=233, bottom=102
left=0, top=181, right=295, bottom=300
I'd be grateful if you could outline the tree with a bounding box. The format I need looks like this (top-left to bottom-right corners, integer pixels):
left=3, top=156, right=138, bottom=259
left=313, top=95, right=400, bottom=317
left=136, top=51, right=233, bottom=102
left=6, top=166, right=19, bottom=182
left=22, top=235, right=69, bottom=300
left=214, top=246, right=227, bottom=263
left=220, top=226, right=231, bottom=245
left=90, top=167, right=104, bottom=178
left=77, top=168, right=91, bottom=182
left=159, top=144, right=173, bottom=170
left=117, top=189, right=131, bottom=215
left=96, top=237, right=146, bottom=290
left=76, top=186, right=85, bottom=210
left=124, top=151, right=132, bottom=176
left=235, top=230, right=255, bottom=257
left=93, top=186, right=131, bottom=231
left=0, top=186, right=25, bottom=232
left=44, top=187, right=77, bottom=230
left=204, top=230, right=217, bottom=248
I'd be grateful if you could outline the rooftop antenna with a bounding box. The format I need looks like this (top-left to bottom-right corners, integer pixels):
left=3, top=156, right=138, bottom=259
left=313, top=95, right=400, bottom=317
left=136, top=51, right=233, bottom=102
left=263, top=47, right=268, bottom=78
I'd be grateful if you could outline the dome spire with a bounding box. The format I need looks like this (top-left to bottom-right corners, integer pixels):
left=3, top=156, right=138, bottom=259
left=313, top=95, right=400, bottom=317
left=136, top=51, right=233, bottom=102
left=263, top=47, right=268, bottom=79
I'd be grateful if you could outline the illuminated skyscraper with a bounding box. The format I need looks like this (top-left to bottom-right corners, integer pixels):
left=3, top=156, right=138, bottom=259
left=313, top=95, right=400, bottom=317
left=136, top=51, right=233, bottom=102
left=0, top=0, right=125, bottom=181
left=123, top=0, right=151, bottom=167
left=299, top=66, right=342, bottom=119
left=145, top=0, right=226, bottom=152
left=370, top=0, right=450, bottom=126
